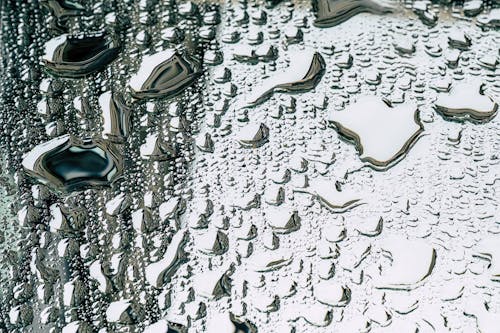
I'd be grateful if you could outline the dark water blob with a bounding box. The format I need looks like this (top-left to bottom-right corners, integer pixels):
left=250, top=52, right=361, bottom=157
left=43, top=34, right=120, bottom=78
left=22, top=135, right=122, bottom=192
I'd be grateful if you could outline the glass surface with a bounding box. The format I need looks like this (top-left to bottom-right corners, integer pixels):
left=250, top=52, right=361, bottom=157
left=0, top=0, right=499, bottom=332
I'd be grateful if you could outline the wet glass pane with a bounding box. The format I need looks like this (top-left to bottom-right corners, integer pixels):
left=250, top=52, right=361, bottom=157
left=0, top=0, right=499, bottom=332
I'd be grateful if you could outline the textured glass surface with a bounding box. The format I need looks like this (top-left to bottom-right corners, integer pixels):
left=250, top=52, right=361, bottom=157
left=0, top=0, right=499, bottom=332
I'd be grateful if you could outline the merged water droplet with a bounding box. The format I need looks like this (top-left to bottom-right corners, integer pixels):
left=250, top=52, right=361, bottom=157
left=296, top=178, right=362, bottom=212
left=434, top=81, right=498, bottom=122
left=145, top=229, right=187, bottom=288
left=313, top=0, right=395, bottom=28
left=22, top=135, right=122, bottom=192
left=375, top=237, right=436, bottom=290
left=129, top=50, right=201, bottom=100
left=42, top=34, right=120, bottom=78
left=329, top=96, right=423, bottom=169
left=242, top=50, right=325, bottom=107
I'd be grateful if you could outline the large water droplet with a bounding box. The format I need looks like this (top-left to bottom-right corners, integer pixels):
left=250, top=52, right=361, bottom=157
left=22, top=135, right=122, bottom=192
left=129, top=50, right=201, bottom=100
left=42, top=34, right=120, bottom=78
